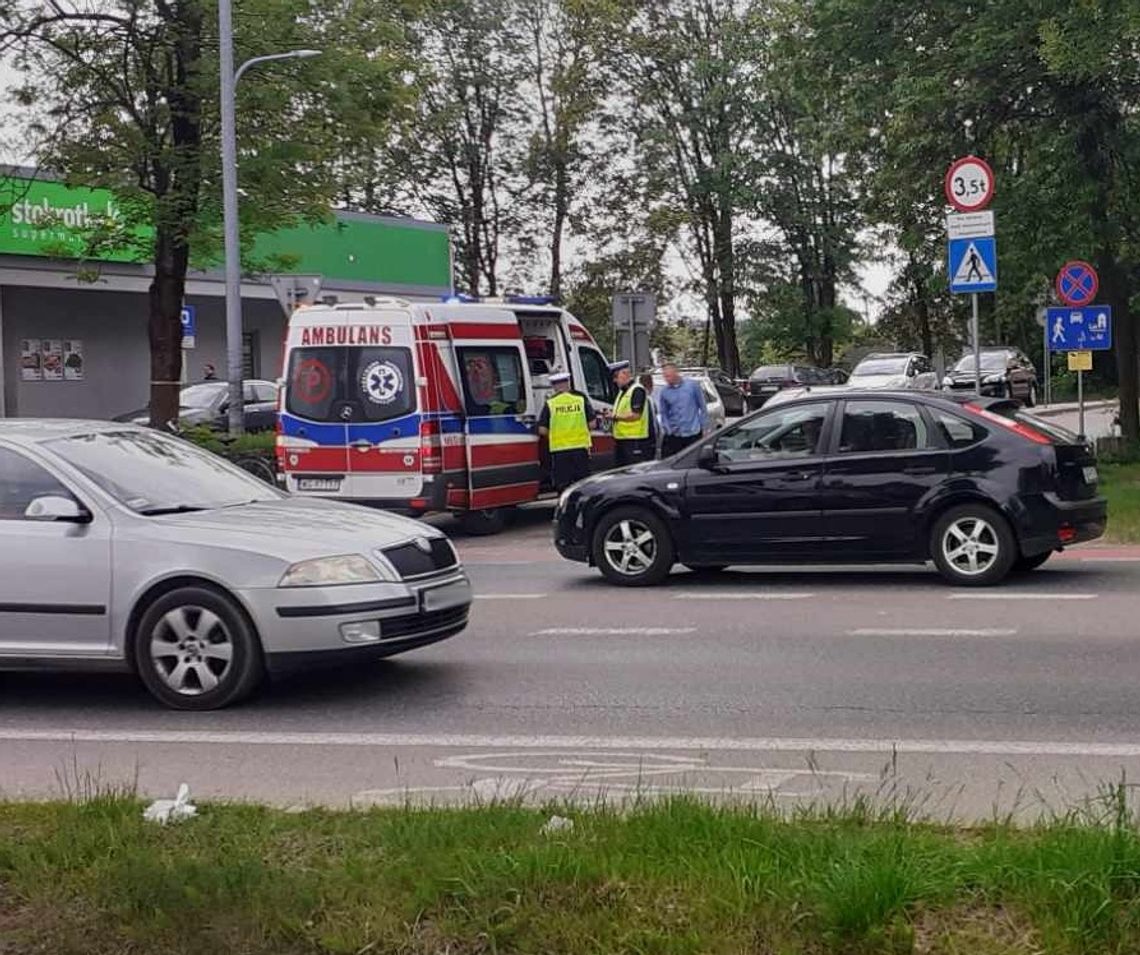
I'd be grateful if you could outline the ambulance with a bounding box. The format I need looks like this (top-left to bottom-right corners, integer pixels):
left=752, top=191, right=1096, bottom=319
left=277, top=296, right=618, bottom=534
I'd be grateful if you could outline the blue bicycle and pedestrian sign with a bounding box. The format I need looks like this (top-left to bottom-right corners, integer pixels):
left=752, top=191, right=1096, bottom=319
left=180, top=305, right=197, bottom=349
left=1046, top=305, right=1112, bottom=352
left=1055, top=261, right=1099, bottom=307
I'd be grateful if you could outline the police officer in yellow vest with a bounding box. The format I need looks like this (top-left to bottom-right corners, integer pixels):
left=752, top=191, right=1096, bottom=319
left=538, top=371, right=598, bottom=490
left=608, top=360, right=654, bottom=467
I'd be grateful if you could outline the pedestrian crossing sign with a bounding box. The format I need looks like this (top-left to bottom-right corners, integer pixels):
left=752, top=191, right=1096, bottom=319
left=948, top=236, right=997, bottom=294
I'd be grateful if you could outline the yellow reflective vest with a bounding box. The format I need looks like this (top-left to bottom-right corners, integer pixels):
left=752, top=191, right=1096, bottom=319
left=613, top=383, right=650, bottom=441
left=545, top=391, right=592, bottom=452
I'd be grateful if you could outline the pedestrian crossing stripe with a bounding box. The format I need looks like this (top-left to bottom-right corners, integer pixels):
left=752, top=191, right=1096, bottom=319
left=951, top=241, right=995, bottom=285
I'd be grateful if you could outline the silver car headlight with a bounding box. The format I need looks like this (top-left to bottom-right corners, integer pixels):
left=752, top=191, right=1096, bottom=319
left=984, top=374, right=1003, bottom=384
left=558, top=487, right=574, bottom=510
left=278, top=554, right=389, bottom=587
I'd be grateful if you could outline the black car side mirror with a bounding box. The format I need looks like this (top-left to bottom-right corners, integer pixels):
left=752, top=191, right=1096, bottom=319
left=697, top=444, right=721, bottom=470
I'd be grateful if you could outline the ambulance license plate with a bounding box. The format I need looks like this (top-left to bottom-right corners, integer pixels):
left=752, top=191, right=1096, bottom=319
left=297, top=477, right=342, bottom=492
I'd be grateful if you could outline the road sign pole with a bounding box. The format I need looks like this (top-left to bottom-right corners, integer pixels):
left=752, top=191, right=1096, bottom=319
left=627, top=297, right=636, bottom=370
left=1043, top=318, right=1050, bottom=406
left=1078, top=369, right=1085, bottom=438
left=972, top=293, right=981, bottom=396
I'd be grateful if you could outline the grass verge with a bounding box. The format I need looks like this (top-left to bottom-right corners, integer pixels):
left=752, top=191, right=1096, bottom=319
left=1101, top=461, right=1140, bottom=543
left=6, top=795, right=1140, bottom=953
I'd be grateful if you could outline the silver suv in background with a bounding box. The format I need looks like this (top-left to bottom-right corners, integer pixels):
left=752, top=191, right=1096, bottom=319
left=848, top=353, right=939, bottom=391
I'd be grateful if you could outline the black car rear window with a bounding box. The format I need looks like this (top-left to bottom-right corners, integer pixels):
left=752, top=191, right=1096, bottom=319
left=286, top=347, right=415, bottom=423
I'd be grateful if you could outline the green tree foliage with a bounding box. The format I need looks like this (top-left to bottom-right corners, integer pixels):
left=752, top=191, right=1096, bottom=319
left=815, top=0, right=1140, bottom=438
left=2, top=0, right=409, bottom=425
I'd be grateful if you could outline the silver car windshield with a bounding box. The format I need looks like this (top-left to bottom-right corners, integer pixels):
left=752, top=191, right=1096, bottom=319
left=45, top=430, right=282, bottom=514
left=853, top=358, right=909, bottom=376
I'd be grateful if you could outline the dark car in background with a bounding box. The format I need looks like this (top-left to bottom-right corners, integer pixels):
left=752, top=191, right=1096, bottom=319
left=680, top=367, right=747, bottom=416
left=115, top=380, right=280, bottom=432
left=943, top=348, right=1038, bottom=405
left=554, top=391, right=1105, bottom=588
left=746, top=364, right=822, bottom=411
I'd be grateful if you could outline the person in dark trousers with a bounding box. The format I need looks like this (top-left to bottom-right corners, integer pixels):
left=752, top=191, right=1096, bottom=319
left=537, top=371, right=598, bottom=491
left=639, top=371, right=661, bottom=456
left=658, top=363, right=708, bottom=458
left=608, top=360, right=653, bottom=467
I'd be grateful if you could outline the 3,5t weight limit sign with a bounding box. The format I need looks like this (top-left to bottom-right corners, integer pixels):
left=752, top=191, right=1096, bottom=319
left=945, top=156, right=995, bottom=213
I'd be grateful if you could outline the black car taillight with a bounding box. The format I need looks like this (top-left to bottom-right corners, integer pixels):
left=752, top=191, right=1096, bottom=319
left=964, top=403, right=1052, bottom=445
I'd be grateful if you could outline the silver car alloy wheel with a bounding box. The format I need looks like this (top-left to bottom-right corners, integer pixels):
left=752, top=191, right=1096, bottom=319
left=150, top=605, right=234, bottom=696
left=603, top=518, right=657, bottom=576
left=941, top=517, right=1000, bottom=577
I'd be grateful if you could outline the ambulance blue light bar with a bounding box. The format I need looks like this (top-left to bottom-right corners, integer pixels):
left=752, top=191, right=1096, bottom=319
left=504, top=295, right=559, bottom=306
left=441, top=293, right=479, bottom=303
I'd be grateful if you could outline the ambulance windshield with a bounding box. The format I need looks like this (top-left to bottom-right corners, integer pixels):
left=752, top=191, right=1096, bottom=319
left=286, top=347, right=415, bottom=423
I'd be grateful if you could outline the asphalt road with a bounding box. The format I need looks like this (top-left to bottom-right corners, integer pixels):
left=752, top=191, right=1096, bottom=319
left=4, top=505, right=1140, bottom=820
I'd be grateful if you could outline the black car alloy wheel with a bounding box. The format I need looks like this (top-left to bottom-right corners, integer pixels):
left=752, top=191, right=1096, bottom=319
left=930, top=504, right=1016, bottom=586
left=592, top=506, right=675, bottom=586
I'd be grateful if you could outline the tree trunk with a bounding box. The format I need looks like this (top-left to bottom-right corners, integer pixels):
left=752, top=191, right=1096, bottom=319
left=1102, top=255, right=1139, bottom=441
left=713, top=207, right=740, bottom=377
left=549, top=162, right=567, bottom=299
left=148, top=228, right=188, bottom=428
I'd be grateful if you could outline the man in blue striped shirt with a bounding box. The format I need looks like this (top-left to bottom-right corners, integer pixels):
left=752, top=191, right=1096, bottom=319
left=657, top=363, right=708, bottom=457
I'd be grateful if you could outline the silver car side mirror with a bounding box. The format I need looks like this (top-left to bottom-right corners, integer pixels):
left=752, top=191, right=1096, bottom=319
left=24, top=495, right=90, bottom=523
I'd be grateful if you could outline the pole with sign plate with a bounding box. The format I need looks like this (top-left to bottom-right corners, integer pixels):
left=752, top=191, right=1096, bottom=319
left=1048, top=260, right=1112, bottom=438
left=945, top=157, right=997, bottom=395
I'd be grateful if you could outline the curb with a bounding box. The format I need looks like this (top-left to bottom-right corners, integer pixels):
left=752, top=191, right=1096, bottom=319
left=1035, top=400, right=1116, bottom=417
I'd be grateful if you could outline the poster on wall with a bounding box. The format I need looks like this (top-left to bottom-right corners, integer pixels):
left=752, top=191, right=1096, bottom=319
left=41, top=339, right=64, bottom=381
left=20, top=339, right=42, bottom=381
left=63, top=340, right=84, bottom=381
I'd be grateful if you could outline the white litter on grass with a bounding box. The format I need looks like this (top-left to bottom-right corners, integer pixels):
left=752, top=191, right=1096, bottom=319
left=143, top=783, right=197, bottom=825
left=540, top=815, right=575, bottom=835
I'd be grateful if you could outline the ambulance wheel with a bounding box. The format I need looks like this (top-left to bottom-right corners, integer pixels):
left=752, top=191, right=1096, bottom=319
left=460, top=508, right=507, bottom=536
left=593, top=506, right=674, bottom=587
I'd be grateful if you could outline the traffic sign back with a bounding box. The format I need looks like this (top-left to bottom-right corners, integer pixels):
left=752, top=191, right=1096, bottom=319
left=1046, top=305, right=1112, bottom=352
left=1056, top=261, right=1098, bottom=307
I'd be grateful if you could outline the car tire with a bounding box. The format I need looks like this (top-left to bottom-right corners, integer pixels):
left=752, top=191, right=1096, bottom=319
left=134, top=586, right=264, bottom=710
left=930, top=504, right=1017, bottom=587
left=460, top=508, right=507, bottom=536
left=1013, top=551, right=1051, bottom=573
left=592, top=506, right=675, bottom=587
left=1026, top=382, right=1038, bottom=407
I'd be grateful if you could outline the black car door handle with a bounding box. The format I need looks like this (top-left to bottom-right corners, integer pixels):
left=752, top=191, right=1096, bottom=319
left=788, top=470, right=816, bottom=481
left=903, top=465, right=937, bottom=475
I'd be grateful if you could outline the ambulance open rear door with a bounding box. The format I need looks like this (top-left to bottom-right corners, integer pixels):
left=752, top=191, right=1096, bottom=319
left=454, top=339, right=540, bottom=528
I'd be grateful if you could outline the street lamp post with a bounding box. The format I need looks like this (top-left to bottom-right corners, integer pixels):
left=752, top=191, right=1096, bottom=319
left=218, top=0, right=319, bottom=434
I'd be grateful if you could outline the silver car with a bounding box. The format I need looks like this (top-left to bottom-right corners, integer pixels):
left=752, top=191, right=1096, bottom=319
left=0, top=420, right=471, bottom=710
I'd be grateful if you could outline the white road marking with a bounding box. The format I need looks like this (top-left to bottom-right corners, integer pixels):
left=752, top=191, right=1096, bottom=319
left=847, top=628, right=1018, bottom=638
left=948, top=593, right=1097, bottom=601
left=671, top=592, right=814, bottom=601
left=1081, top=557, right=1140, bottom=563
left=474, top=593, right=547, bottom=600
left=530, top=627, right=698, bottom=636
left=11, top=728, right=1140, bottom=758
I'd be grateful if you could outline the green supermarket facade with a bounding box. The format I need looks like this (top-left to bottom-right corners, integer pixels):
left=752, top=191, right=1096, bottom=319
left=0, top=169, right=453, bottom=419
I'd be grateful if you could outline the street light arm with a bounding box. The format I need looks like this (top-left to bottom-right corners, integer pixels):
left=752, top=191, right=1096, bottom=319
left=235, top=49, right=321, bottom=85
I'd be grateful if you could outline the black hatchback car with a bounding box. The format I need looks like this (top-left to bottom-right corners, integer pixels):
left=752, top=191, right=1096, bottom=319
left=554, top=391, right=1106, bottom=587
